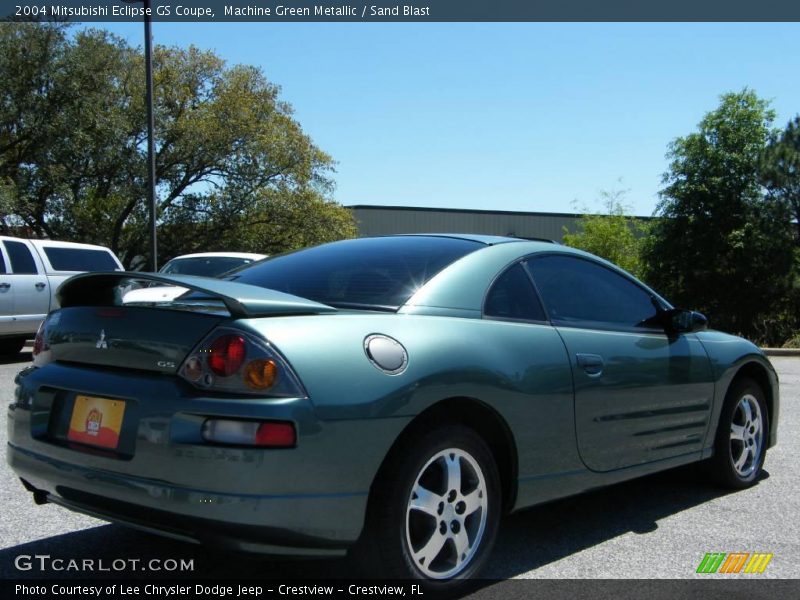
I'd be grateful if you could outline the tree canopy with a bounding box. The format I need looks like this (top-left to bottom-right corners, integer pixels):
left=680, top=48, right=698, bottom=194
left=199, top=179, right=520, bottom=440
left=642, top=89, right=796, bottom=343
left=762, top=116, right=800, bottom=245
left=562, top=189, right=649, bottom=279
left=0, top=23, right=355, bottom=266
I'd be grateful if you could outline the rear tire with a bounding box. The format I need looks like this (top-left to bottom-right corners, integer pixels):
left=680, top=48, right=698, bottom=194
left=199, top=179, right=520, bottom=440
left=709, top=377, right=768, bottom=489
left=356, top=424, right=501, bottom=590
left=0, top=337, right=26, bottom=356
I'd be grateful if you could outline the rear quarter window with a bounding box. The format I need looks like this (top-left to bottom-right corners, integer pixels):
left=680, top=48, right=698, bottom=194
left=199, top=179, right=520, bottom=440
left=231, top=236, right=482, bottom=309
left=43, top=247, right=120, bottom=272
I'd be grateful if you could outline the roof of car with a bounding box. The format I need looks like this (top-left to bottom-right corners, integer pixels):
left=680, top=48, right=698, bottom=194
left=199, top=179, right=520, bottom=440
left=392, top=233, right=539, bottom=245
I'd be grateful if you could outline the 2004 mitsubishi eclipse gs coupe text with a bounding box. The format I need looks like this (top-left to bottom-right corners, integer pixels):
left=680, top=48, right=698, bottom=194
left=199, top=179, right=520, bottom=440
left=7, top=235, right=779, bottom=587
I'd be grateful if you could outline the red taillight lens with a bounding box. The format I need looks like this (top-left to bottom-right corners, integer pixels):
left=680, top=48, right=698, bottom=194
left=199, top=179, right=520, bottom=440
left=32, top=322, right=46, bottom=357
left=32, top=331, right=43, bottom=356
left=208, top=335, right=247, bottom=377
left=255, top=422, right=296, bottom=448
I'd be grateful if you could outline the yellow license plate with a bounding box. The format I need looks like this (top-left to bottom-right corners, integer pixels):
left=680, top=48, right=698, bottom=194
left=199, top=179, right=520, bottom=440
left=67, top=395, right=126, bottom=450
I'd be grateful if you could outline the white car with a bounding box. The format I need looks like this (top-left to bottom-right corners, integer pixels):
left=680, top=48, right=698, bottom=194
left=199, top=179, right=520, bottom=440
left=122, top=252, right=267, bottom=304
left=1, top=237, right=124, bottom=354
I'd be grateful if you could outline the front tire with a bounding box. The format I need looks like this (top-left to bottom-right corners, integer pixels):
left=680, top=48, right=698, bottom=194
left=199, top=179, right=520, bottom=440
left=358, top=424, right=501, bottom=589
left=710, top=377, right=768, bottom=489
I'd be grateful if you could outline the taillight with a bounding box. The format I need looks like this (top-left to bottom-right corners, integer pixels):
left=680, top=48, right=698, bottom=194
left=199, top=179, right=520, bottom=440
left=201, top=419, right=296, bottom=448
left=179, top=328, right=306, bottom=398
left=255, top=421, right=296, bottom=447
left=32, top=316, right=53, bottom=367
left=243, top=358, right=278, bottom=390
left=208, top=335, right=246, bottom=376
left=32, top=323, right=46, bottom=356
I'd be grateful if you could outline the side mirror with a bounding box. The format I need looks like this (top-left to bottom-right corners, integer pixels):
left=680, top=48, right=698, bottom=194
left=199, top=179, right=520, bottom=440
left=667, top=308, right=708, bottom=334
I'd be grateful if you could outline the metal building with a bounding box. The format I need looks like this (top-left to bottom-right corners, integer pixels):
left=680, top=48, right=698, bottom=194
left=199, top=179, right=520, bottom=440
left=350, top=205, right=584, bottom=241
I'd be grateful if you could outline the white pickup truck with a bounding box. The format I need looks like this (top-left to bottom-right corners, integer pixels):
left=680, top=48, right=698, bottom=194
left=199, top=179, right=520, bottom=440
left=0, top=236, right=124, bottom=355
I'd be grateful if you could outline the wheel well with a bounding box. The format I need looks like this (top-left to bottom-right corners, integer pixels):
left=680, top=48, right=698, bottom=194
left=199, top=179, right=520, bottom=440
left=375, top=397, right=518, bottom=513
left=732, top=362, right=774, bottom=433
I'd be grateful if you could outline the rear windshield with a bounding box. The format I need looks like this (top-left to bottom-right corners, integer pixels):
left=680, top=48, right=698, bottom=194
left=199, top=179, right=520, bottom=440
left=43, top=247, right=119, bottom=272
left=161, top=256, right=256, bottom=278
left=229, top=237, right=482, bottom=310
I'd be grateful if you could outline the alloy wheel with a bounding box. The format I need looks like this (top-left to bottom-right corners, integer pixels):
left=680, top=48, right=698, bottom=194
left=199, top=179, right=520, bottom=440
left=729, top=393, right=764, bottom=478
left=405, top=448, right=488, bottom=579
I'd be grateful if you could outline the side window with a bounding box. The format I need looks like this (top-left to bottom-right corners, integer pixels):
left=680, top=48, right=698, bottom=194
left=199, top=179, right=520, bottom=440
left=42, top=247, right=120, bottom=272
left=3, top=241, right=38, bottom=275
left=527, top=255, right=658, bottom=329
left=0, top=250, right=6, bottom=274
left=484, top=263, right=547, bottom=322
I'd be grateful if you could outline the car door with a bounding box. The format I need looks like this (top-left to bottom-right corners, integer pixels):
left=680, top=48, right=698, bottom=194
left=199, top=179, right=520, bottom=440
left=1, top=240, right=50, bottom=334
left=526, top=254, right=714, bottom=472
left=0, top=245, right=13, bottom=322
left=482, top=261, right=579, bottom=477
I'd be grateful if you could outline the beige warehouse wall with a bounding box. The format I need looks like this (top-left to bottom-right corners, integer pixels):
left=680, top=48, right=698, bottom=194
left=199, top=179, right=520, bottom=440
left=350, top=206, right=582, bottom=241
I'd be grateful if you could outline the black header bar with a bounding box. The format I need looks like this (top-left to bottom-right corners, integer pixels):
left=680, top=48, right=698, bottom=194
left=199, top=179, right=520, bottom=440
left=3, top=1, right=800, bottom=23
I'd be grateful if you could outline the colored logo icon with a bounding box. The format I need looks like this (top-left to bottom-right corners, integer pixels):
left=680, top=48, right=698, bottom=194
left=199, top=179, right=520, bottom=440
left=696, top=552, right=773, bottom=574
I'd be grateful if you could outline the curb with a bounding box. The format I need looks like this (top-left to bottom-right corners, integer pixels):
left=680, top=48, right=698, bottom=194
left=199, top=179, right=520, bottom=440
left=761, top=348, right=800, bottom=357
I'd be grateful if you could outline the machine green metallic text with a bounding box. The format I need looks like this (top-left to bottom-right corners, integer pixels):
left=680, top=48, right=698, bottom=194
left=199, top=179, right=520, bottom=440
left=6, top=235, right=779, bottom=588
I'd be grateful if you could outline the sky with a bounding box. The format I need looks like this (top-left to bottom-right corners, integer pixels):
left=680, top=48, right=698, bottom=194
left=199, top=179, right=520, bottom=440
left=89, top=22, right=800, bottom=216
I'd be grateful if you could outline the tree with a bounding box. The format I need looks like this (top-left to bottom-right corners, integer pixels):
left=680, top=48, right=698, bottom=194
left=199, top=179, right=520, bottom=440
left=0, top=23, right=355, bottom=266
left=562, top=189, right=649, bottom=279
left=762, top=116, right=800, bottom=245
left=642, top=89, right=796, bottom=344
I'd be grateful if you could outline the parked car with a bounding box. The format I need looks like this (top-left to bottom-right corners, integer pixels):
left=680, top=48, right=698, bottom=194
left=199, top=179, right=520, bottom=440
left=0, top=236, right=123, bottom=355
left=122, top=252, right=266, bottom=304
left=8, top=235, right=778, bottom=588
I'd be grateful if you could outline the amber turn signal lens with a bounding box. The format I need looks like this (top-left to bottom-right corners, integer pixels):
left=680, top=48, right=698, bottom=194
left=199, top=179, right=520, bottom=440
left=243, top=359, right=278, bottom=390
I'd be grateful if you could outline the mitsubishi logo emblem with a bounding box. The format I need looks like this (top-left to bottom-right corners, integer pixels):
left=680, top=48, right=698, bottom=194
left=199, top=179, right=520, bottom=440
left=96, top=329, right=108, bottom=349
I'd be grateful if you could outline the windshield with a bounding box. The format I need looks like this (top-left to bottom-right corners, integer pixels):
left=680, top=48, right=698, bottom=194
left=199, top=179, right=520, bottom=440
left=228, top=236, right=482, bottom=310
left=160, top=256, right=256, bottom=278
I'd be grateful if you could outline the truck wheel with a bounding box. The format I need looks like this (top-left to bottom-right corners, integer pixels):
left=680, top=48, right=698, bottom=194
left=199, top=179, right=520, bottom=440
left=0, top=337, right=26, bottom=356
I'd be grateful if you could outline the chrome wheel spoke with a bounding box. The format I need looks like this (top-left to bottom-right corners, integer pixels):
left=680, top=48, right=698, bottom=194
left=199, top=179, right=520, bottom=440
left=734, top=446, right=750, bottom=472
left=414, top=530, right=448, bottom=567
left=410, top=484, right=442, bottom=517
left=730, top=424, right=745, bottom=442
left=461, top=488, right=484, bottom=517
left=453, top=528, right=470, bottom=564
left=741, top=400, right=753, bottom=424
left=445, top=453, right=462, bottom=494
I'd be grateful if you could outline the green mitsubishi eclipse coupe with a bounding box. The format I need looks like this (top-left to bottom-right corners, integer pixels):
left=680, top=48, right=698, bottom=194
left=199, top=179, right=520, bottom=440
left=7, top=235, right=779, bottom=586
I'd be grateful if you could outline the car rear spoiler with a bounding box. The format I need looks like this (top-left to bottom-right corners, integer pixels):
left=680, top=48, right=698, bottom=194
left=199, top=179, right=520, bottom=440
left=57, top=272, right=338, bottom=319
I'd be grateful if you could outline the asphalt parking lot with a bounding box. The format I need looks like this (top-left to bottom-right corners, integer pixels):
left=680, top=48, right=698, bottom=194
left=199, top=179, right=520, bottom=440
left=0, top=353, right=797, bottom=581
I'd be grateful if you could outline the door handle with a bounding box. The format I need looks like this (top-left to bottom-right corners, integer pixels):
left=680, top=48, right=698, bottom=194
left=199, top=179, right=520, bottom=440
left=576, top=353, right=604, bottom=376
left=35, top=282, right=46, bottom=290
left=0, top=282, right=9, bottom=290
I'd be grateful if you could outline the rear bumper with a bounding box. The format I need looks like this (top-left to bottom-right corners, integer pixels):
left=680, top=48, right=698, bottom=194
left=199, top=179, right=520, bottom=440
left=7, top=363, right=410, bottom=556
left=7, top=443, right=359, bottom=556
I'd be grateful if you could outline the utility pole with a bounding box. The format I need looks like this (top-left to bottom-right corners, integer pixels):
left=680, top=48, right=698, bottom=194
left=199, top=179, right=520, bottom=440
left=122, top=0, right=158, bottom=271
left=144, top=0, right=158, bottom=271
